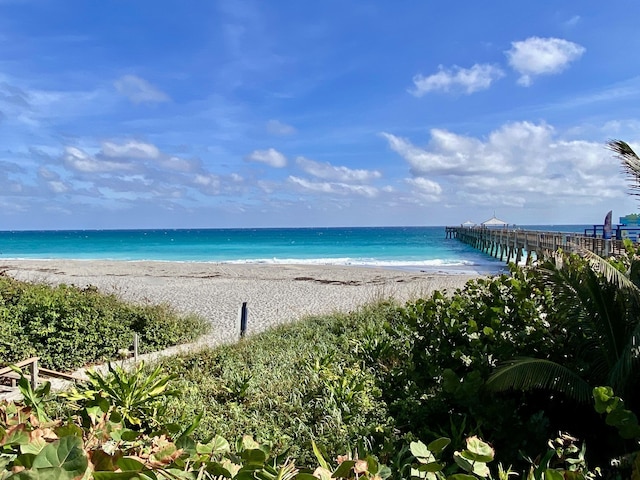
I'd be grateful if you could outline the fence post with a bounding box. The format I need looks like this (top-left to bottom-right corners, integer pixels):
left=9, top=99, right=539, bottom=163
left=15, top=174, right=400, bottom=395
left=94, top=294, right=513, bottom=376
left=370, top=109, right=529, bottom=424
left=133, top=333, right=139, bottom=362
left=30, top=358, right=39, bottom=391
left=238, top=302, right=248, bottom=338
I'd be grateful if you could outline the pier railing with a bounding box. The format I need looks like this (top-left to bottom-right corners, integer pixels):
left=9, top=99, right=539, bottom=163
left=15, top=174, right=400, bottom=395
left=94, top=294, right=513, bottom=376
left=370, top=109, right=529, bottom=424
left=445, top=226, right=627, bottom=264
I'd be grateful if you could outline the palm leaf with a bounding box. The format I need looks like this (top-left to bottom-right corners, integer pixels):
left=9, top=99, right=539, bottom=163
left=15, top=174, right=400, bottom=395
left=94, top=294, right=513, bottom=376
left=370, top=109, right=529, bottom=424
left=581, top=249, right=640, bottom=302
left=486, top=357, right=592, bottom=403
left=607, top=315, right=640, bottom=397
left=542, top=252, right=634, bottom=373
left=608, top=139, right=640, bottom=198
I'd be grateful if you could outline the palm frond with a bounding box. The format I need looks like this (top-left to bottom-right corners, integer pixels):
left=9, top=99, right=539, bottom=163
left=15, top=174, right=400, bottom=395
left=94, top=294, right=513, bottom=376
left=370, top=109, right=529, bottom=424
left=607, top=317, right=640, bottom=397
left=543, top=251, right=636, bottom=368
left=582, top=249, right=640, bottom=296
left=608, top=139, right=640, bottom=197
left=486, top=357, right=592, bottom=403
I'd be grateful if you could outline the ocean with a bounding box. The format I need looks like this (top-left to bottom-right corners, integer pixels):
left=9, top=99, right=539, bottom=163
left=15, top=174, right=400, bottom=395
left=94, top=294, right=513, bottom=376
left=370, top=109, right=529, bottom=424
left=0, top=225, right=590, bottom=274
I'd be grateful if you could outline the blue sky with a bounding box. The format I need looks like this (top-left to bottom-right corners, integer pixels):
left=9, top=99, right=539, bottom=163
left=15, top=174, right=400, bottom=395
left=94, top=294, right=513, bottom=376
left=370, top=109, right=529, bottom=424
left=1, top=0, right=639, bottom=229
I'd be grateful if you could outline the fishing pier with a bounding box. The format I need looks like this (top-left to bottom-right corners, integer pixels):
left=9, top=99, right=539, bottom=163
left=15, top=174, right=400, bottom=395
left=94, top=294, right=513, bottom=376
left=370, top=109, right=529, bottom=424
left=445, top=226, right=628, bottom=264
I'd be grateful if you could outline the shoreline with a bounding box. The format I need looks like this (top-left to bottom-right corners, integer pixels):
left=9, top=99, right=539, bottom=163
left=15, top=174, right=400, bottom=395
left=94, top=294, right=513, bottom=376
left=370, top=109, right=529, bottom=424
left=0, top=256, right=501, bottom=276
left=0, top=259, right=482, bottom=348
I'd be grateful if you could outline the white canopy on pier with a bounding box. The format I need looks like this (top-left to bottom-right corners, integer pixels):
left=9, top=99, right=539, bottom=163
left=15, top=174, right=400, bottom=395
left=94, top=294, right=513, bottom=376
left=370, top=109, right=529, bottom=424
left=481, top=215, right=508, bottom=227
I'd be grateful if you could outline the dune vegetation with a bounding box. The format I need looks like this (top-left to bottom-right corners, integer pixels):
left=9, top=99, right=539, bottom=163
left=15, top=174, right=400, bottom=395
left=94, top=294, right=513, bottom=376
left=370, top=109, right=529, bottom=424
left=0, top=273, right=210, bottom=371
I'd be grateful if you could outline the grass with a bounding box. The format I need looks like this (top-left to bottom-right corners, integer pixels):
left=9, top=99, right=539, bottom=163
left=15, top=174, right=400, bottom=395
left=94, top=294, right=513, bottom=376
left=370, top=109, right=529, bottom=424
left=154, top=300, right=401, bottom=465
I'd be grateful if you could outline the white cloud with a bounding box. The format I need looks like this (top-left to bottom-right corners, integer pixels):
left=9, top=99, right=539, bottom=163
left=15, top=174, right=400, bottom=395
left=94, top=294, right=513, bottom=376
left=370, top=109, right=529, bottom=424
left=54, top=141, right=231, bottom=203
left=266, top=119, right=296, bottom=135
left=382, top=121, right=626, bottom=210
left=63, top=147, right=133, bottom=173
left=48, top=180, right=69, bottom=193
left=100, top=140, right=199, bottom=172
left=564, top=15, right=581, bottom=28
left=410, top=64, right=504, bottom=96
left=114, top=75, right=170, bottom=104
left=246, top=148, right=287, bottom=168
left=382, top=122, right=567, bottom=177
left=506, top=37, right=585, bottom=86
left=161, top=156, right=197, bottom=172
left=193, top=173, right=221, bottom=194
left=296, top=156, right=381, bottom=183
left=406, top=177, right=442, bottom=196
left=288, top=176, right=378, bottom=197
left=102, top=141, right=160, bottom=159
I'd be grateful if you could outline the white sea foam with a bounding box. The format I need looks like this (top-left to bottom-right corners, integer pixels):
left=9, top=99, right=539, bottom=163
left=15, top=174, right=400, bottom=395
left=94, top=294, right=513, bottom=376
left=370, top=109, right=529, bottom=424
left=223, top=257, right=476, bottom=267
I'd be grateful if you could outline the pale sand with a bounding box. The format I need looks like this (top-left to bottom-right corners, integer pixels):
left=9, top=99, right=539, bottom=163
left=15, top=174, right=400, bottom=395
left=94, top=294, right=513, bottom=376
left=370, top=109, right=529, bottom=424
left=0, top=260, right=479, bottom=351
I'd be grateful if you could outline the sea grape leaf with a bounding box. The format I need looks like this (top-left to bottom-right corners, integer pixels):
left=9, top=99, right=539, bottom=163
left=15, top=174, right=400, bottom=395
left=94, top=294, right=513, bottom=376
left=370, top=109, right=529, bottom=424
left=1, top=424, right=30, bottom=446
left=30, top=436, right=88, bottom=479
left=427, top=437, right=450, bottom=455
left=54, top=424, right=83, bottom=439
left=453, top=452, right=490, bottom=478
left=593, top=386, right=617, bottom=414
left=20, top=436, right=47, bottom=455
left=410, top=441, right=434, bottom=463
left=116, top=457, right=145, bottom=472
left=463, top=436, right=494, bottom=462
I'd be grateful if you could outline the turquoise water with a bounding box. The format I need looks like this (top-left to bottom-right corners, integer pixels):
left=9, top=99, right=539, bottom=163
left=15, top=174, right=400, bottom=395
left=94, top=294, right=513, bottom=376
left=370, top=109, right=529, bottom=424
left=0, top=226, right=590, bottom=274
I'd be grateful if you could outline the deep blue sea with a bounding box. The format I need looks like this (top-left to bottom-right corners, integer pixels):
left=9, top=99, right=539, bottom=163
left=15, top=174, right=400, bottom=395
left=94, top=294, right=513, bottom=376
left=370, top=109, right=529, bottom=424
left=0, top=225, right=590, bottom=274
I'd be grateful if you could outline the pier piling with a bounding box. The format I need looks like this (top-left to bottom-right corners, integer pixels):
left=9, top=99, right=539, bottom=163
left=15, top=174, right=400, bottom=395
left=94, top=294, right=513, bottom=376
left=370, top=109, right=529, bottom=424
left=445, top=226, right=624, bottom=264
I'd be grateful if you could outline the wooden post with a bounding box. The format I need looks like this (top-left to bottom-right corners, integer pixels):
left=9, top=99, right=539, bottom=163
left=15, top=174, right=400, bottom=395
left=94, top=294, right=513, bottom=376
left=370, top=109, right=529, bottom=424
left=30, top=358, right=38, bottom=391
left=133, top=333, right=139, bottom=362
left=238, top=302, right=248, bottom=338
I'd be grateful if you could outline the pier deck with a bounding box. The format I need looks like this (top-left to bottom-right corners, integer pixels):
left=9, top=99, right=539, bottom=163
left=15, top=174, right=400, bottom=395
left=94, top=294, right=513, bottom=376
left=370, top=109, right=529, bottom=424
left=446, top=226, right=627, bottom=264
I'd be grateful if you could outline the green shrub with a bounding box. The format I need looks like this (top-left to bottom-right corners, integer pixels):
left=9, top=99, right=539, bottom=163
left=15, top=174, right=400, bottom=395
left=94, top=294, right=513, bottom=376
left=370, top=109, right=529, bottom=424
left=350, top=267, right=559, bottom=467
left=0, top=275, right=209, bottom=371
left=155, top=303, right=397, bottom=466
left=0, top=369, right=610, bottom=479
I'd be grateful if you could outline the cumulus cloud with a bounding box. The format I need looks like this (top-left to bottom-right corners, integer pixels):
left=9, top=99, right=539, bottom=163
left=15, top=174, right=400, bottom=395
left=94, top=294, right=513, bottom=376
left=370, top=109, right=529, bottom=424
left=53, top=140, right=239, bottom=204
left=193, top=173, right=221, bottom=194
left=63, top=146, right=133, bottom=173
left=266, top=119, right=296, bottom=135
left=382, top=121, right=624, bottom=209
left=38, top=167, right=69, bottom=193
left=406, top=177, right=442, bottom=196
left=246, top=148, right=287, bottom=168
left=296, top=156, right=381, bottom=183
left=506, top=37, right=585, bottom=86
left=410, top=64, right=504, bottom=96
left=288, top=176, right=378, bottom=197
left=114, top=75, right=170, bottom=104
left=381, top=121, right=567, bottom=177
left=102, top=140, right=160, bottom=159
left=48, top=180, right=69, bottom=193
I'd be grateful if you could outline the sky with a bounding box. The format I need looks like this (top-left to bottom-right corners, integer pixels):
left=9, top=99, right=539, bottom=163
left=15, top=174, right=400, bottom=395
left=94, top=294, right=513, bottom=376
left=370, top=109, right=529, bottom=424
left=1, top=0, right=640, bottom=229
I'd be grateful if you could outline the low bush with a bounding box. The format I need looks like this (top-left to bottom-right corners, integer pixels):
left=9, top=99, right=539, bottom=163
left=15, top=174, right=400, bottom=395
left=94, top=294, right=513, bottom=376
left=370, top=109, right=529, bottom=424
left=155, top=303, right=398, bottom=466
left=370, top=266, right=558, bottom=464
left=0, top=275, right=209, bottom=371
left=1, top=368, right=618, bottom=479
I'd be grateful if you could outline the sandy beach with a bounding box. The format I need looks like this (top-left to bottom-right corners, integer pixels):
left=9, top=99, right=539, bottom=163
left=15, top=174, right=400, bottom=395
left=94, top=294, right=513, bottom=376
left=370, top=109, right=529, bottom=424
left=0, top=260, right=479, bottom=348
